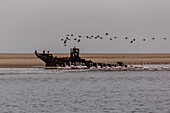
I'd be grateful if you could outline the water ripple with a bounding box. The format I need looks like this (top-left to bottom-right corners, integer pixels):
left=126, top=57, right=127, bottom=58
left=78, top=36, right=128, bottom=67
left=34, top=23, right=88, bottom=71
left=0, top=69, right=170, bottom=112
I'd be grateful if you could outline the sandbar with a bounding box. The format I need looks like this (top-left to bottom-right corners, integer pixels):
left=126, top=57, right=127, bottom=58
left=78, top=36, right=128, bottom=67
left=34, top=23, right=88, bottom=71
left=0, top=53, right=170, bottom=68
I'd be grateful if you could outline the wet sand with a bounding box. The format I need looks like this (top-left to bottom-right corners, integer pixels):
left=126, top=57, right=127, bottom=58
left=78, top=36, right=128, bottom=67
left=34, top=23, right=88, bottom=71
left=0, top=53, right=170, bottom=68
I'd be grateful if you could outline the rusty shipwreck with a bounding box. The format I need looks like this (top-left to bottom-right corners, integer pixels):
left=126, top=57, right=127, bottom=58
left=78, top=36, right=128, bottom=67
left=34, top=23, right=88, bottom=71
left=34, top=47, right=124, bottom=68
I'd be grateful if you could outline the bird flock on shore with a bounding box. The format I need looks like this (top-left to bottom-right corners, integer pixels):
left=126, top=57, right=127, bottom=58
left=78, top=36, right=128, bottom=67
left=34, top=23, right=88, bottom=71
left=59, top=33, right=167, bottom=46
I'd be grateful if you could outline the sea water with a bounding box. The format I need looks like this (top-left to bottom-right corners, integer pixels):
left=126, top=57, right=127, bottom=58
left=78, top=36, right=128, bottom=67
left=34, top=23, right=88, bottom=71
left=0, top=68, right=170, bottom=113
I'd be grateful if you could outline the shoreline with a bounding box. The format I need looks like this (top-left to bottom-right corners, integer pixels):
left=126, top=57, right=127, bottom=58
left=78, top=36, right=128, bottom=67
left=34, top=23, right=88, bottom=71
left=0, top=53, right=170, bottom=68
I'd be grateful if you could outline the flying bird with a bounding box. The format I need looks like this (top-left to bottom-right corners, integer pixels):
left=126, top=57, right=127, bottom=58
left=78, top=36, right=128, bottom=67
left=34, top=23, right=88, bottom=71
left=64, top=40, right=67, bottom=43
left=63, top=41, right=67, bottom=46
left=143, top=39, right=146, bottom=41
left=77, top=39, right=80, bottom=43
left=114, top=37, right=117, bottom=39
left=110, top=38, right=112, bottom=40
left=66, top=37, right=70, bottom=40
left=125, top=37, right=128, bottom=39
left=164, top=38, right=167, bottom=40
left=152, top=38, right=155, bottom=40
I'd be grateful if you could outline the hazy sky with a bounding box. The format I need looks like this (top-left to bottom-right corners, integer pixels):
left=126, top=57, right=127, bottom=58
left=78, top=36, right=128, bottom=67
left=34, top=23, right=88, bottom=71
left=0, top=0, right=170, bottom=53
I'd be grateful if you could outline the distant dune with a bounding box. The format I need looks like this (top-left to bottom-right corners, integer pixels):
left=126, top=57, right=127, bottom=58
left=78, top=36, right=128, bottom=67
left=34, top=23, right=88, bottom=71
left=0, top=53, right=170, bottom=68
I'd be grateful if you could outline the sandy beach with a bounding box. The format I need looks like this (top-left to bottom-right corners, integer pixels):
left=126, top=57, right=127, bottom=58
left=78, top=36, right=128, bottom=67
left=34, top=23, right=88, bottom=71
left=0, top=53, right=170, bottom=68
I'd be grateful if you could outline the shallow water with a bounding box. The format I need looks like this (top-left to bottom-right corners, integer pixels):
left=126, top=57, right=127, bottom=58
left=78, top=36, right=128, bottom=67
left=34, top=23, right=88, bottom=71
left=0, top=68, right=170, bottom=113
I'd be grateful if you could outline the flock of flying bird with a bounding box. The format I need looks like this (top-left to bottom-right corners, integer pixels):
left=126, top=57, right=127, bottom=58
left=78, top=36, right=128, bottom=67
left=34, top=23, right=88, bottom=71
left=60, top=33, right=167, bottom=46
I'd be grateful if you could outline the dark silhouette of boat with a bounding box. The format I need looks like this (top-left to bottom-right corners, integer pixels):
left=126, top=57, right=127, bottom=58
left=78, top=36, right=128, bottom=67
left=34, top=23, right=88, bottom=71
left=34, top=47, right=125, bottom=68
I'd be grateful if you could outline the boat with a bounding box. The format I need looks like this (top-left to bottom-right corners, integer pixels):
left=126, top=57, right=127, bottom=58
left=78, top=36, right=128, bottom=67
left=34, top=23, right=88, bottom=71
left=35, top=47, right=125, bottom=69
